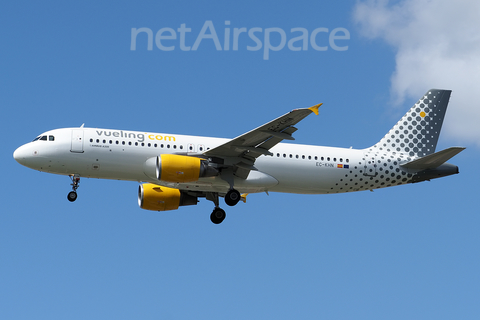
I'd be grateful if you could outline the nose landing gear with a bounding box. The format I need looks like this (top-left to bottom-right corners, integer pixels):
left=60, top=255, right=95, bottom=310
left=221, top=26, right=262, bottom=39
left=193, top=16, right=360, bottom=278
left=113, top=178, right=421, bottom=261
left=67, top=174, right=80, bottom=202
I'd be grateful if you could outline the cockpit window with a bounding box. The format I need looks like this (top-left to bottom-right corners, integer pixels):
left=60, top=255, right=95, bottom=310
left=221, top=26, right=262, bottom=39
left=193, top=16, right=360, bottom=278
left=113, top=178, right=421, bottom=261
left=32, top=135, right=55, bottom=142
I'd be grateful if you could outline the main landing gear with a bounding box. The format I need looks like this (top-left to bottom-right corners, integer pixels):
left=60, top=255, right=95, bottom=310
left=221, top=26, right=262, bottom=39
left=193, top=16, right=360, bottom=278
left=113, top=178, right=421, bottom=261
left=67, top=174, right=80, bottom=202
left=225, top=189, right=241, bottom=207
left=210, top=207, right=226, bottom=224
left=208, top=188, right=241, bottom=224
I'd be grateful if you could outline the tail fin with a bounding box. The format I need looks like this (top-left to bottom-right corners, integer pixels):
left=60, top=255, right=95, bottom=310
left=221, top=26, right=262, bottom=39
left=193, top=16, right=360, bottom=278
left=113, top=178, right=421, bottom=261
left=370, top=89, right=452, bottom=158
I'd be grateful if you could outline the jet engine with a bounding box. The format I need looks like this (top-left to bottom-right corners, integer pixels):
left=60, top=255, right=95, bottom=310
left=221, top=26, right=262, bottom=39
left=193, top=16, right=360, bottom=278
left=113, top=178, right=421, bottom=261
left=143, top=154, right=218, bottom=183
left=138, top=183, right=197, bottom=211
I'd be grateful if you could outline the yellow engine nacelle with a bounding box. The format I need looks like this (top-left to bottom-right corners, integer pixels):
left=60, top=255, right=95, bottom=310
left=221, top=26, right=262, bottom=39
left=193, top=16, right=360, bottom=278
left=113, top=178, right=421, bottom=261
left=158, top=154, right=202, bottom=183
left=143, top=154, right=218, bottom=183
left=138, top=183, right=197, bottom=211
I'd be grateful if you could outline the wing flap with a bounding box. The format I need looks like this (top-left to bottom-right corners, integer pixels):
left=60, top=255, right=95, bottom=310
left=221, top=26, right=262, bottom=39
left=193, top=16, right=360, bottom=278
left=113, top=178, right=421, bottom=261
left=400, top=147, right=465, bottom=170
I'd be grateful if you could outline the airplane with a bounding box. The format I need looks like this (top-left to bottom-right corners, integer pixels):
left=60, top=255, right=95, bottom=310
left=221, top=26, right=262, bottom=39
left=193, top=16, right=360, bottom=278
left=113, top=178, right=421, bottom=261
left=13, top=89, right=465, bottom=224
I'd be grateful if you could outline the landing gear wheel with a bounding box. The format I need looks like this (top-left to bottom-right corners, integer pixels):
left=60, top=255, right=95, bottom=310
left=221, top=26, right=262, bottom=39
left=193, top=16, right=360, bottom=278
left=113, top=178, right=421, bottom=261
left=67, top=191, right=77, bottom=202
left=225, top=189, right=241, bottom=207
left=210, top=208, right=226, bottom=224
left=68, top=174, right=80, bottom=203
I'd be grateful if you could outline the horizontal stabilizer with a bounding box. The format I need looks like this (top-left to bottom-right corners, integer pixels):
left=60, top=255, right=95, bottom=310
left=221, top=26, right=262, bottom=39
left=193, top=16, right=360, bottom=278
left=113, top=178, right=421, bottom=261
left=401, top=147, right=465, bottom=170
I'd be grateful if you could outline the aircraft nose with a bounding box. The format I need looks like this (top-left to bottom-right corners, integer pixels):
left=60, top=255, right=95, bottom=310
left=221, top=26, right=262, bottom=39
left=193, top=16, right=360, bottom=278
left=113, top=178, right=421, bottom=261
left=13, top=144, right=33, bottom=166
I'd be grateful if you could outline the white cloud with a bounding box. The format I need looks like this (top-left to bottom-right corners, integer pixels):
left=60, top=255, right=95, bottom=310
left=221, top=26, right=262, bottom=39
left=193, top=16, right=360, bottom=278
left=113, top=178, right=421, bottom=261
left=354, top=0, right=480, bottom=146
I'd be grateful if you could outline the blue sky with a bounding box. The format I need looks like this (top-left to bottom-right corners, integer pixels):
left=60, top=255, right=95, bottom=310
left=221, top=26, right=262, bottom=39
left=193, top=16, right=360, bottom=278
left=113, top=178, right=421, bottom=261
left=2, top=1, right=479, bottom=319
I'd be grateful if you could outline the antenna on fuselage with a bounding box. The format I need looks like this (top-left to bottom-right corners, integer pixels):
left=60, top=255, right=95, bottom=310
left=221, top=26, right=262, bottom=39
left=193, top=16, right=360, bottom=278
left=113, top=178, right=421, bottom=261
left=80, top=123, right=85, bottom=128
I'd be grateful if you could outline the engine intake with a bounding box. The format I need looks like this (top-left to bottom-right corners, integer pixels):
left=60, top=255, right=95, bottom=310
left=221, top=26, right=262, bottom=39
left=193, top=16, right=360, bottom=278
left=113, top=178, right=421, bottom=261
left=138, top=183, right=197, bottom=211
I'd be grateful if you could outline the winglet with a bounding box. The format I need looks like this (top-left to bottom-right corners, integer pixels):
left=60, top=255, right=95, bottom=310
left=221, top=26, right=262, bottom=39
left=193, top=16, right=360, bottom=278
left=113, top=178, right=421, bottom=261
left=240, top=193, right=248, bottom=203
left=308, top=103, right=322, bottom=115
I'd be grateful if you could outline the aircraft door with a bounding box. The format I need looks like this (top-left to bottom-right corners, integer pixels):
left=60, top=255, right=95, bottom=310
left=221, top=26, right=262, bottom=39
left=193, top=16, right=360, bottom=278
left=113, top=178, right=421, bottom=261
left=71, top=129, right=84, bottom=153
left=363, top=153, right=377, bottom=176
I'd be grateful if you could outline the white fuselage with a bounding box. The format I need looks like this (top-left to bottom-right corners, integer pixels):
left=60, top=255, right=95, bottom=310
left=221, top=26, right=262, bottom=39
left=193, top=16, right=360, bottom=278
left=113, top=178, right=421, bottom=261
left=14, top=127, right=414, bottom=195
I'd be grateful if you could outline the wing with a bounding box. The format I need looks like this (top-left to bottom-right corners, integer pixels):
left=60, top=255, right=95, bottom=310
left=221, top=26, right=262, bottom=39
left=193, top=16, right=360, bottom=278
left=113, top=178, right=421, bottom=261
left=203, top=103, right=322, bottom=178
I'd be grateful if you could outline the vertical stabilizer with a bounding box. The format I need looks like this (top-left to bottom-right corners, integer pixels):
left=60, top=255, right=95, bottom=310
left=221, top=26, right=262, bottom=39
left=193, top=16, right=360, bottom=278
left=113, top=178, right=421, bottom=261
left=371, top=89, right=451, bottom=158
